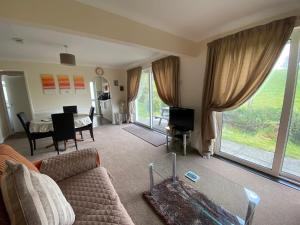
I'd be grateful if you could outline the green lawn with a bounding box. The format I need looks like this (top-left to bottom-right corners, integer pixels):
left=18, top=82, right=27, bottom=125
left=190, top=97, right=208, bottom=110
left=223, top=69, right=300, bottom=159
left=250, top=70, right=300, bottom=109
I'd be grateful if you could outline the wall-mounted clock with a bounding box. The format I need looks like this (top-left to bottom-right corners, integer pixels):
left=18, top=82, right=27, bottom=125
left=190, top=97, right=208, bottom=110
left=95, top=67, right=104, bottom=76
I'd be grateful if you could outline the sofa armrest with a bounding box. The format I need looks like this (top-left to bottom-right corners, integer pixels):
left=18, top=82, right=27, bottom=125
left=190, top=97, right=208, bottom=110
left=32, top=160, right=42, bottom=170
left=39, top=148, right=100, bottom=182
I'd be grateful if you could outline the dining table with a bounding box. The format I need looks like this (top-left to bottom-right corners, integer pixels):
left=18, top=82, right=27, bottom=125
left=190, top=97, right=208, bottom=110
left=30, top=113, right=92, bottom=133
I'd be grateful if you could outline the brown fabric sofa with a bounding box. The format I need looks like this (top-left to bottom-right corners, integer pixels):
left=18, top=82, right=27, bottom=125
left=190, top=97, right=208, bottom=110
left=0, top=144, right=135, bottom=225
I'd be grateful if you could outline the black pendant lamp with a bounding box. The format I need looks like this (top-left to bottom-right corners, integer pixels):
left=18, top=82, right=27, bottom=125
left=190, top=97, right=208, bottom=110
left=60, top=45, right=76, bottom=66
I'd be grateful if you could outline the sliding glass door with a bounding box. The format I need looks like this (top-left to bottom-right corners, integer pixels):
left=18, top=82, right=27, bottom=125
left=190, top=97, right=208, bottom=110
left=220, top=42, right=290, bottom=169
left=282, top=65, right=300, bottom=178
left=152, top=76, right=169, bottom=132
left=135, top=68, right=169, bottom=132
left=135, top=69, right=151, bottom=126
left=217, top=28, right=300, bottom=182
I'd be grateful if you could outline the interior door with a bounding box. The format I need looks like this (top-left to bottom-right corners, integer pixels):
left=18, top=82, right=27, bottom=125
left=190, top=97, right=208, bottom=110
left=2, top=75, right=32, bottom=133
left=1, top=79, right=14, bottom=133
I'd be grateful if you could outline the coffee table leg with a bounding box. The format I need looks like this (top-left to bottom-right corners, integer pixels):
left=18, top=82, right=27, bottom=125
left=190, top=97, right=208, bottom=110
left=245, top=200, right=256, bottom=225
left=149, top=163, right=154, bottom=194
left=183, top=134, right=187, bottom=156
left=244, top=189, right=260, bottom=225
left=166, top=133, right=169, bottom=150
left=172, top=153, right=176, bottom=183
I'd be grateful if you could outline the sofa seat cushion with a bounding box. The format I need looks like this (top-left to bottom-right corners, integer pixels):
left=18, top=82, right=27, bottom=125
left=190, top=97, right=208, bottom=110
left=57, top=167, right=134, bottom=225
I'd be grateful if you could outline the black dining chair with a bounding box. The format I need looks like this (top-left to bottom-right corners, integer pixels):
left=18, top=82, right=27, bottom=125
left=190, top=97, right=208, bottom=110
left=63, top=105, right=78, bottom=114
left=51, top=113, right=78, bottom=154
left=76, top=106, right=95, bottom=141
left=17, top=112, right=53, bottom=156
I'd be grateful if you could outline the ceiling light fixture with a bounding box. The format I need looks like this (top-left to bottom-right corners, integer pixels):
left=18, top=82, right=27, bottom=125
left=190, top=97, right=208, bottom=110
left=60, top=45, right=76, bottom=66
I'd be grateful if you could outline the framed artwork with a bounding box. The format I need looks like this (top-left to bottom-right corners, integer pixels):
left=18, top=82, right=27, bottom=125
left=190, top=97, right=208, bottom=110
left=57, top=75, right=71, bottom=94
left=120, top=85, right=124, bottom=91
left=40, top=74, right=56, bottom=94
left=74, top=75, right=86, bottom=94
left=113, top=80, right=119, bottom=86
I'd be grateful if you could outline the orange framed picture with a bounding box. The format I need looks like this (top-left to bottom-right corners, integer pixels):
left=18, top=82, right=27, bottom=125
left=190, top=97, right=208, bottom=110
left=57, top=75, right=72, bottom=94
left=41, top=74, right=55, bottom=89
left=40, top=74, right=56, bottom=94
left=74, top=75, right=85, bottom=90
left=57, top=75, right=70, bottom=89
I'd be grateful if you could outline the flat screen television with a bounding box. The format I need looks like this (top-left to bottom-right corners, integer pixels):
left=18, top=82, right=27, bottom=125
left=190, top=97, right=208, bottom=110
left=169, top=107, right=194, bottom=131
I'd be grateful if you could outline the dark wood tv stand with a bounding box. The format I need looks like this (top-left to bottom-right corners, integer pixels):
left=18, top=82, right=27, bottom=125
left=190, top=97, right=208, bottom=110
left=166, top=126, right=192, bottom=156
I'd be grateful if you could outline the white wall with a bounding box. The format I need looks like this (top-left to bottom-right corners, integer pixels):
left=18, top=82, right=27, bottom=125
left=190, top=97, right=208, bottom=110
left=0, top=60, right=127, bottom=141
left=179, top=49, right=207, bottom=152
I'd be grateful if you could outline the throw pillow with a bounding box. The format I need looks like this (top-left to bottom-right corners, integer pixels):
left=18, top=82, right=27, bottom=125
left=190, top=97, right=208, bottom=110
left=1, top=160, right=75, bottom=225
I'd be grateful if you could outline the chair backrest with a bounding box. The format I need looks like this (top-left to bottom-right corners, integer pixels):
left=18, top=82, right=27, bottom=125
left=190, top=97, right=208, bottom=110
left=17, top=112, right=30, bottom=135
left=63, top=105, right=78, bottom=114
left=89, top=106, right=95, bottom=122
left=51, top=113, right=75, bottom=141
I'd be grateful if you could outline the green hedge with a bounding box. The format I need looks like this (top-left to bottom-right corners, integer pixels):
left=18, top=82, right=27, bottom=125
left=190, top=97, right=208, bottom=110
left=224, top=107, right=300, bottom=145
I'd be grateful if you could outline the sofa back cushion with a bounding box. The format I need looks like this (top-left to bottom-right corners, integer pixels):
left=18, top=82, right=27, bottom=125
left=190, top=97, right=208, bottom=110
left=40, top=148, right=100, bottom=182
left=1, top=161, right=75, bottom=225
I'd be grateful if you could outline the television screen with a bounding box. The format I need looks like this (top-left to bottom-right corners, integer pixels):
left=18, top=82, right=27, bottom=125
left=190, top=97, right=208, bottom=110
left=169, top=107, right=194, bottom=131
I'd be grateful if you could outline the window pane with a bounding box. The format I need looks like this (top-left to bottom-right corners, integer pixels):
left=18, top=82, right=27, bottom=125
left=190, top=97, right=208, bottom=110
left=282, top=62, right=300, bottom=177
left=91, top=100, right=96, bottom=108
left=221, top=43, right=290, bottom=168
left=90, top=82, right=95, bottom=99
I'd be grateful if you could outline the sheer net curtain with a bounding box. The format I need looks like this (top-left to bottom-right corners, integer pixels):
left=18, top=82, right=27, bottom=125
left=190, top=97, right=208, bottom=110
left=201, top=17, right=296, bottom=154
left=127, top=67, right=142, bottom=122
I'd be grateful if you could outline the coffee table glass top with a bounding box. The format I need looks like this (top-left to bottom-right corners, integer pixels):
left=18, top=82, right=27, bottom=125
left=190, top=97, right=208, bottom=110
left=149, top=153, right=260, bottom=225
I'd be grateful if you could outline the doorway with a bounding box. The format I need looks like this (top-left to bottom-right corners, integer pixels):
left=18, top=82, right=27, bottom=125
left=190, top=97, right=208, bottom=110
left=90, top=76, right=113, bottom=125
left=0, top=72, right=32, bottom=134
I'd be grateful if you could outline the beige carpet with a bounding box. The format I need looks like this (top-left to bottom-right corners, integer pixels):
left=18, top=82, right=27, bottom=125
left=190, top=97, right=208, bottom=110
left=4, top=124, right=300, bottom=225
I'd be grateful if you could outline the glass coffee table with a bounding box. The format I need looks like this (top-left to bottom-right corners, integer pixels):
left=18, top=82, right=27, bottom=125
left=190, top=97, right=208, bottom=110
left=146, top=153, right=260, bottom=225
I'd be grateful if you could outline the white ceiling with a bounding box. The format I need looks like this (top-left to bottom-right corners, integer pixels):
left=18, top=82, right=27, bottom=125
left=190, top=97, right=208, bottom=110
left=77, top=0, right=300, bottom=42
left=0, top=21, right=160, bottom=68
